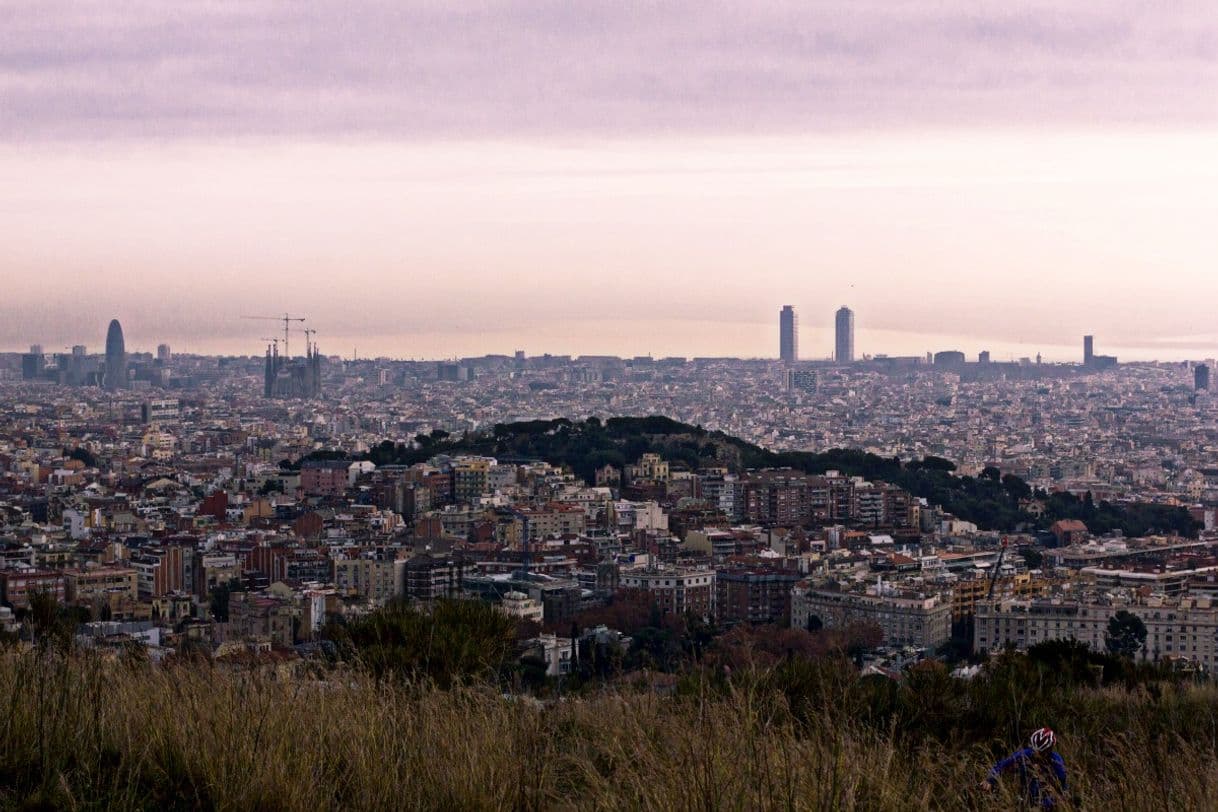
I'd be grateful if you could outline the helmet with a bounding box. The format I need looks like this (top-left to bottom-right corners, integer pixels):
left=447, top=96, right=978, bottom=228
left=1029, top=727, right=1056, bottom=753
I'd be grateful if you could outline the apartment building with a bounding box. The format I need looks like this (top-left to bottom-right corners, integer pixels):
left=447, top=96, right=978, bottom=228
left=451, top=457, right=495, bottom=504
left=0, top=568, right=66, bottom=610
left=131, top=544, right=191, bottom=599
left=950, top=571, right=1044, bottom=622
left=499, top=590, right=544, bottom=623
left=195, top=552, right=241, bottom=600
left=64, top=567, right=139, bottom=607
left=403, top=554, right=466, bottom=602
left=227, top=592, right=296, bottom=649
left=620, top=566, right=715, bottom=619
left=791, top=583, right=952, bottom=648
left=299, top=459, right=349, bottom=497
left=516, top=504, right=587, bottom=541
left=715, top=568, right=802, bottom=627
left=975, top=596, right=1218, bottom=669
left=743, top=470, right=812, bottom=526
left=333, top=556, right=404, bottom=605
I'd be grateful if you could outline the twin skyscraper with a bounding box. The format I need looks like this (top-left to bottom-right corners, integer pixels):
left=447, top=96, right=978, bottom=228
left=779, top=305, right=853, bottom=363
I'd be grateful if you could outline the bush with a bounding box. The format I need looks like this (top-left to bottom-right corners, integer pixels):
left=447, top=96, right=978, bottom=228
left=325, top=599, right=517, bottom=686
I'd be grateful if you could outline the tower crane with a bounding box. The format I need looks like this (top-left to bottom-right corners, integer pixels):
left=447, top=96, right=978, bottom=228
left=242, top=314, right=305, bottom=357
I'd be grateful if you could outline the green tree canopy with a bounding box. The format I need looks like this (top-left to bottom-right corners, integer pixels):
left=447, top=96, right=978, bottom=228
left=67, top=446, right=98, bottom=468
left=1105, top=610, right=1148, bottom=660
left=331, top=415, right=1201, bottom=538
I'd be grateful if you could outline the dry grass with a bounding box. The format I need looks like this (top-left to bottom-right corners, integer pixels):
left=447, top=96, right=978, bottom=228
left=2, top=650, right=1218, bottom=810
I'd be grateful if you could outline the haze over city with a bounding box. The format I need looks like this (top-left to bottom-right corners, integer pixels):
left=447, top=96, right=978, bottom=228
left=3, top=2, right=1218, bottom=360
left=8, top=4, right=1218, bottom=808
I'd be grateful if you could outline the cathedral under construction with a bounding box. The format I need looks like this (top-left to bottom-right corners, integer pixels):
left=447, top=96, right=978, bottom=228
left=264, top=341, right=322, bottom=399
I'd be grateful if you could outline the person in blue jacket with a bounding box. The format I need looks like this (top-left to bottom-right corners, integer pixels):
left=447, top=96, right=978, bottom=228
left=980, top=727, right=1068, bottom=808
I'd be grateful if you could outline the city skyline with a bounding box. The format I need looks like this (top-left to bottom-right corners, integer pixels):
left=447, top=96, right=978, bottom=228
left=15, top=312, right=1218, bottom=367
left=4, top=4, right=1218, bottom=804
left=2, top=4, right=1216, bottom=359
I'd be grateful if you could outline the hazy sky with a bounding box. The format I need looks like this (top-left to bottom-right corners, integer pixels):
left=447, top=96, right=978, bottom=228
left=3, top=2, right=1217, bottom=360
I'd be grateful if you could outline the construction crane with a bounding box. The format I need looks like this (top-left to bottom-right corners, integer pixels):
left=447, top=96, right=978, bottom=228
left=242, top=314, right=305, bottom=357
left=258, top=337, right=278, bottom=354
left=986, top=536, right=1010, bottom=602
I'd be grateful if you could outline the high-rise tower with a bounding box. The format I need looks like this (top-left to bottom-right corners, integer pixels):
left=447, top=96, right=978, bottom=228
left=779, top=305, right=798, bottom=363
left=1083, top=335, right=1094, bottom=367
left=103, top=319, right=127, bottom=391
left=834, top=306, right=854, bottom=364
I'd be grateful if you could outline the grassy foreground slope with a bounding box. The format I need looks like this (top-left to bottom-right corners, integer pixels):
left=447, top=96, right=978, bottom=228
left=3, top=650, right=1218, bottom=811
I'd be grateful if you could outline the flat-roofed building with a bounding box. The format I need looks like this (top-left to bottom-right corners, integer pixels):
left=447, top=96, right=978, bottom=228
left=619, top=566, right=715, bottom=620
left=499, top=590, right=544, bottom=623
left=451, top=457, right=495, bottom=504
left=950, top=571, right=1044, bottom=622
left=0, top=569, right=66, bottom=610
left=517, top=504, right=587, bottom=541
left=403, top=554, right=466, bottom=602
left=228, top=592, right=296, bottom=649
left=791, top=583, right=951, bottom=648
left=333, top=556, right=405, bottom=605
left=743, top=470, right=813, bottom=526
left=1080, top=565, right=1217, bottom=596
left=300, top=459, right=349, bottom=497
left=195, top=552, right=241, bottom=600
left=130, top=544, right=191, bottom=599
left=716, top=568, right=802, bottom=627
left=64, top=567, right=139, bottom=607
left=975, top=596, right=1218, bottom=670
left=141, top=398, right=180, bottom=423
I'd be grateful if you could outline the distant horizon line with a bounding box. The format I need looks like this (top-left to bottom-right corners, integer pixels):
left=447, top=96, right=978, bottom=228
left=5, top=347, right=1214, bottom=368
left=7, top=316, right=1218, bottom=366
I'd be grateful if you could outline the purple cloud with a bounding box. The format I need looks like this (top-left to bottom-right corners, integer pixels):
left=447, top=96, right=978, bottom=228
left=1, top=0, right=1215, bottom=140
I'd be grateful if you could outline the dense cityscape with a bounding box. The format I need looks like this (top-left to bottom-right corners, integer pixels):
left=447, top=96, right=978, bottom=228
left=2, top=308, right=1217, bottom=679
left=7, top=2, right=1218, bottom=804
